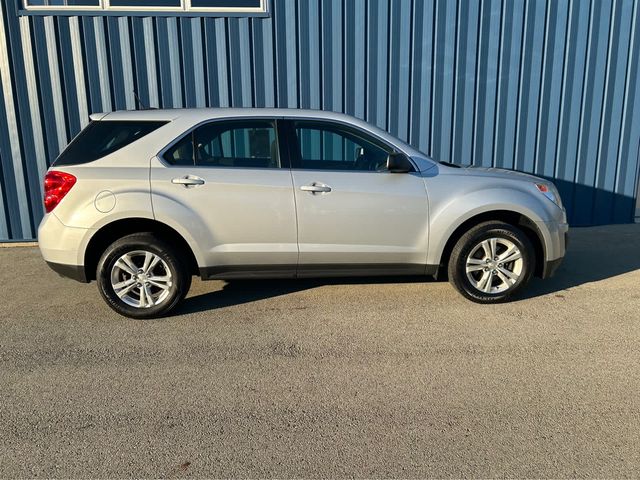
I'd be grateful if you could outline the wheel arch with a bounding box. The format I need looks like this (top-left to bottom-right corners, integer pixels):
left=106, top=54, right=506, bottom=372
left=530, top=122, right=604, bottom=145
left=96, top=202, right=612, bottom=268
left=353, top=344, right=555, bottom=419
left=435, top=210, right=546, bottom=279
left=83, top=218, right=200, bottom=281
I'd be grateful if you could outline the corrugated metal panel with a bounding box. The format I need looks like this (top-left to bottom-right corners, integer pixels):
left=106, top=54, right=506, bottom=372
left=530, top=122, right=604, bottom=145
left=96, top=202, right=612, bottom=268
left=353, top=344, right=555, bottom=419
left=1, top=0, right=639, bottom=240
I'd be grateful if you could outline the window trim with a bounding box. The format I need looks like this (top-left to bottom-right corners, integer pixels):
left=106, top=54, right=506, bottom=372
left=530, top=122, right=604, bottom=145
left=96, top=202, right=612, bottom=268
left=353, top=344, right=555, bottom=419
left=158, top=117, right=287, bottom=170
left=21, top=0, right=268, bottom=16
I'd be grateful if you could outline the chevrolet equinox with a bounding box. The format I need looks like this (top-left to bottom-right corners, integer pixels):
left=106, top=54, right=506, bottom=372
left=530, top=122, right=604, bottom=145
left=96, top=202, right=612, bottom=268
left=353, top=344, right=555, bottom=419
left=38, top=109, right=568, bottom=318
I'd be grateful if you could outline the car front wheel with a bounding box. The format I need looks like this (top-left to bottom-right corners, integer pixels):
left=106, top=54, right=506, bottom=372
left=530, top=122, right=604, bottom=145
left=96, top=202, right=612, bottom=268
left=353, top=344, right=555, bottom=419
left=97, top=233, right=191, bottom=319
left=447, top=221, right=535, bottom=303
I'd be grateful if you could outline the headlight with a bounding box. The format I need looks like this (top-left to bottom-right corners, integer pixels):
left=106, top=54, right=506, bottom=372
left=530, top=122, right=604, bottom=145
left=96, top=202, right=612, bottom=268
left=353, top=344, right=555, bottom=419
left=535, top=183, right=563, bottom=208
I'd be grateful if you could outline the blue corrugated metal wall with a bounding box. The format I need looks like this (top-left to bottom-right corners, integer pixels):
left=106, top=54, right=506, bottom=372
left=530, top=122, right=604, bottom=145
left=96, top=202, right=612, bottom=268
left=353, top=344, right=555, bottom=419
left=1, top=0, right=639, bottom=240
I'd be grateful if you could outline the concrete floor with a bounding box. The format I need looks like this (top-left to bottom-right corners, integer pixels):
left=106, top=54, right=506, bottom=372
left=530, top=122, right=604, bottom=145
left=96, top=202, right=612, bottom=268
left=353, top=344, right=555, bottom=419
left=1, top=225, right=639, bottom=478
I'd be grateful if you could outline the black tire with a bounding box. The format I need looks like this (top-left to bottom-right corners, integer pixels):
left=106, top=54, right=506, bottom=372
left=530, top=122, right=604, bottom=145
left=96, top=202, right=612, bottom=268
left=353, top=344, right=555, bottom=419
left=96, top=233, right=191, bottom=319
left=447, top=221, right=535, bottom=303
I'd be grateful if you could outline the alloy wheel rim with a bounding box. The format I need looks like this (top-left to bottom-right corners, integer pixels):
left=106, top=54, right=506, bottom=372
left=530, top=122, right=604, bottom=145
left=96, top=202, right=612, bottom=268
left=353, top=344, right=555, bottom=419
left=465, top=238, right=523, bottom=294
left=110, top=250, right=173, bottom=308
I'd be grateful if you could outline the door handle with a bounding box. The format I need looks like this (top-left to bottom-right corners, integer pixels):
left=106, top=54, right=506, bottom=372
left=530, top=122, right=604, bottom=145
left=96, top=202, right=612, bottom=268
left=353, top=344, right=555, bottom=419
left=171, top=175, right=205, bottom=187
left=300, top=183, right=332, bottom=194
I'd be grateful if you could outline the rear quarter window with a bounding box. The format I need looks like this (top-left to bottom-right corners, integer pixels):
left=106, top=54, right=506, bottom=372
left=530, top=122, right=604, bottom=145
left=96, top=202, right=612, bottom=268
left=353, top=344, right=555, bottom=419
left=54, top=120, right=167, bottom=166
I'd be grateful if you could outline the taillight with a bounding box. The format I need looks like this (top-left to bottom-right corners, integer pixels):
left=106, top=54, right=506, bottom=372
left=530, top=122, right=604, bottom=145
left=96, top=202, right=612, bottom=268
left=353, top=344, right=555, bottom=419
left=44, top=171, right=76, bottom=213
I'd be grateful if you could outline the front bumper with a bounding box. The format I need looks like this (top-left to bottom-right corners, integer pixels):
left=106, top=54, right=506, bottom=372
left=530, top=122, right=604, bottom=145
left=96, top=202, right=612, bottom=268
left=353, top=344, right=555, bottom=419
left=542, top=256, right=563, bottom=279
left=540, top=227, right=569, bottom=279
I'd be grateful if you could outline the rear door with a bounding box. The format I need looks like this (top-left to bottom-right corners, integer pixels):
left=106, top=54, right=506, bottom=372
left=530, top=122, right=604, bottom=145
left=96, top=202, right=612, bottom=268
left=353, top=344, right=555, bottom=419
left=150, top=118, right=298, bottom=278
left=284, top=120, right=430, bottom=275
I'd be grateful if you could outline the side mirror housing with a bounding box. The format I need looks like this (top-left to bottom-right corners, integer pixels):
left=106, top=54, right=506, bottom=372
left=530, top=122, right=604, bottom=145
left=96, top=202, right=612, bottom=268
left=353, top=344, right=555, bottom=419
left=386, top=152, right=414, bottom=173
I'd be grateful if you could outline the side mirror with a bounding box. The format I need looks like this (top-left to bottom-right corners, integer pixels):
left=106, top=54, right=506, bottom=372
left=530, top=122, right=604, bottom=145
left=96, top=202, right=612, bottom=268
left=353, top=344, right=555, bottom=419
left=386, top=152, right=413, bottom=173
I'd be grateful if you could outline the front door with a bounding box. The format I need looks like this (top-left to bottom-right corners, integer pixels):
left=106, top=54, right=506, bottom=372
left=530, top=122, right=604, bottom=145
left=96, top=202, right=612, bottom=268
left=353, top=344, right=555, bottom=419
left=150, top=119, right=298, bottom=278
left=285, top=120, right=430, bottom=276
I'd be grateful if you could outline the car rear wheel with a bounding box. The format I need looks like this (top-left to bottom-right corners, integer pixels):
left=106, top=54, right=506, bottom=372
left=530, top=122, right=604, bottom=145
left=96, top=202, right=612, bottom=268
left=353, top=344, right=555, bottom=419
left=447, top=221, right=535, bottom=303
left=97, top=233, right=191, bottom=319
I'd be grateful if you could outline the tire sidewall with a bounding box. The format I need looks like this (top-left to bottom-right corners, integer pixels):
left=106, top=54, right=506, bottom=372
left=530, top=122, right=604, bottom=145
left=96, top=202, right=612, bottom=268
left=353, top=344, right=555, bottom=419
left=451, top=224, right=534, bottom=302
left=97, top=235, right=187, bottom=319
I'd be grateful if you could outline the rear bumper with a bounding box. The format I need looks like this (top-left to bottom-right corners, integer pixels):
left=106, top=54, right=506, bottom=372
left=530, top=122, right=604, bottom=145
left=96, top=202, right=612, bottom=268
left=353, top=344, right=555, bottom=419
left=46, top=261, right=88, bottom=283
left=38, top=212, right=92, bottom=282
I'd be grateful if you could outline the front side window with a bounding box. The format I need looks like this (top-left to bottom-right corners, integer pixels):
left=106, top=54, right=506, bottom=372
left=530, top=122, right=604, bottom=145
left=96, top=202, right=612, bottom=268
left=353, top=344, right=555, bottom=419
left=55, top=120, right=167, bottom=166
left=293, top=122, right=391, bottom=172
left=163, top=120, right=279, bottom=169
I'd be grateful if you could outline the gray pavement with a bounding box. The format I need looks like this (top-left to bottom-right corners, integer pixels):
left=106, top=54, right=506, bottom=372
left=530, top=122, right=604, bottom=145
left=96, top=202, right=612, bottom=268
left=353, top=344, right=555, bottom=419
left=1, top=225, right=640, bottom=478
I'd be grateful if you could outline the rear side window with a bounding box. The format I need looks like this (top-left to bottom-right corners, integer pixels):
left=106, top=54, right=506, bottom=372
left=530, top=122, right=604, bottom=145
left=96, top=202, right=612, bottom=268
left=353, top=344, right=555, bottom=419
left=164, top=133, right=194, bottom=166
left=163, top=120, right=280, bottom=168
left=194, top=121, right=278, bottom=168
left=54, top=120, right=167, bottom=166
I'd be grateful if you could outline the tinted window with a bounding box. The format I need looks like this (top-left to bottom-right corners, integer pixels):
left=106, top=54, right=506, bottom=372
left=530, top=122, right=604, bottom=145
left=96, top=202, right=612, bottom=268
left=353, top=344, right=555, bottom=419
left=55, top=121, right=167, bottom=166
left=293, top=122, right=390, bottom=171
left=193, top=120, right=279, bottom=168
left=24, top=0, right=266, bottom=10
left=164, top=133, right=194, bottom=166
left=109, top=0, right=180, bottom=6
left=191, top=0, right=261, bottom=6
left=25, top=0, right=100, bottom=5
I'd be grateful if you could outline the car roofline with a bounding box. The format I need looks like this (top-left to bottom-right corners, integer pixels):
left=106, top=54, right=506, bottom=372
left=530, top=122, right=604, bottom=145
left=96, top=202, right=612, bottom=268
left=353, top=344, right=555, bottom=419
left=90, top=107, right=436, bottom=169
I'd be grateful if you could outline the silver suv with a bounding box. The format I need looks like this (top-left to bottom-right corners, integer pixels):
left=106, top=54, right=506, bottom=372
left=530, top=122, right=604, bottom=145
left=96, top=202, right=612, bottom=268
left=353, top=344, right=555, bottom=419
left=38, top=109, right=568, bottom=318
